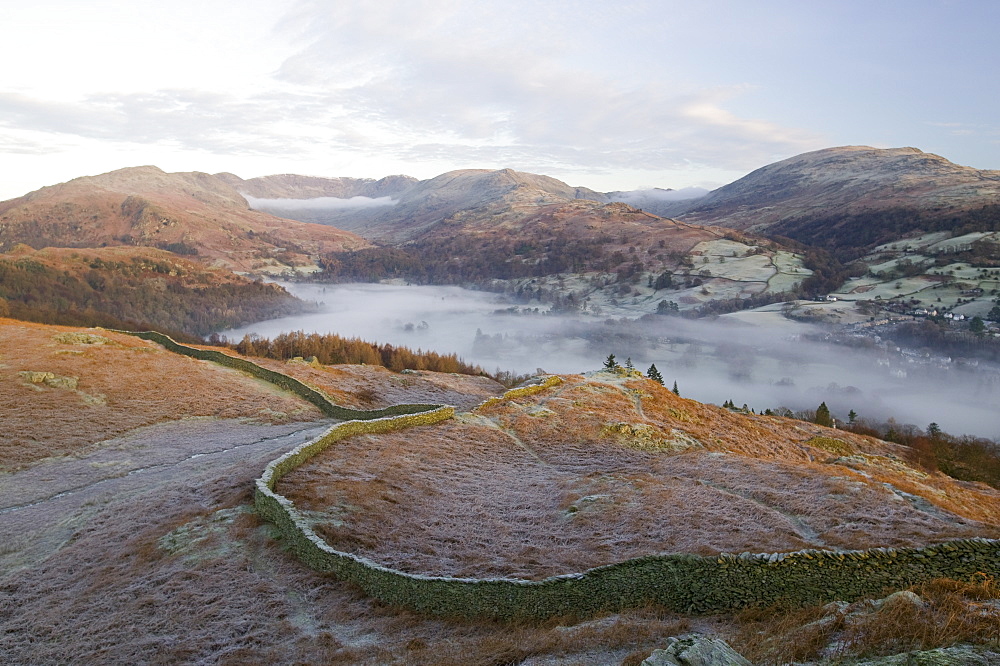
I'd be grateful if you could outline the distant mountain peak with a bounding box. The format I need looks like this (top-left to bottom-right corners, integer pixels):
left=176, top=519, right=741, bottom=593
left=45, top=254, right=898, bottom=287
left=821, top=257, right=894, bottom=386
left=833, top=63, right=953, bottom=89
left=673, top=145, right=1000, bottom=253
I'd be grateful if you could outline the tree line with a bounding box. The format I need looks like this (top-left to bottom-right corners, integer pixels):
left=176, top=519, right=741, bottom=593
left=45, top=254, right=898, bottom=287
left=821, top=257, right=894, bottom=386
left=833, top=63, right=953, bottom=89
left=222, top=330, right=488, bottom=377
left=0, top=254, right=302, bottom=337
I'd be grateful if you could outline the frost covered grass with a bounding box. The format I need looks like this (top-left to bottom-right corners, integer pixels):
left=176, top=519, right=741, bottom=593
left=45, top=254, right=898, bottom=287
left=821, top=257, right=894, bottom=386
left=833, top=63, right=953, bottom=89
left=280, top=373, right=1000, bottom=579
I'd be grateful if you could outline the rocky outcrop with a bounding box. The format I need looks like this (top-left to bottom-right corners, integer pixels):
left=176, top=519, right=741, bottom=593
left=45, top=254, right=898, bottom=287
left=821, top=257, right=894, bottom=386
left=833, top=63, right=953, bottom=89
left=641, top=634, right=752, bottom=666
left=18, top=371, right=78, bottom=390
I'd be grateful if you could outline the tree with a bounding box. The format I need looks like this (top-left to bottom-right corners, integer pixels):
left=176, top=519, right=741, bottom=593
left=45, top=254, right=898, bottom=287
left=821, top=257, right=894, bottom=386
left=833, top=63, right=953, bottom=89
left=672, top=380, right=680, bottom=396
left=603, top=354, right=618, bottom=371
left=653, top=271, right=673, bottom=290
left=848, top=409, right=858, bottom=424
left=815, top=402, right=833, bottom=427
left=625, top=357, right=634, bottom=371
left=646, top=364, right=664, bottom=385
left=656, top=299, right=679, bottom=315
left=927, top=422, right=942, bottom=439
left=988, top=305, right=1000, bottom=321
left=970, top=316, right=986, bottom=336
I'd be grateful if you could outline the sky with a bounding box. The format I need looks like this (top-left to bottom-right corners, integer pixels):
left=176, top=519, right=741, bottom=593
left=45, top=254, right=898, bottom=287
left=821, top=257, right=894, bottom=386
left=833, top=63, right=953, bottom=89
left=1, top=0, right=997, bottom=201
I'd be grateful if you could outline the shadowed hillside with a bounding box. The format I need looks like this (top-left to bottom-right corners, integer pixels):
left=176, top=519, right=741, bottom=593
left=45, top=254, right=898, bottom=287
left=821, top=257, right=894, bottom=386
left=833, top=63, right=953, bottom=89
left=0, top=245, right=304, bottom=336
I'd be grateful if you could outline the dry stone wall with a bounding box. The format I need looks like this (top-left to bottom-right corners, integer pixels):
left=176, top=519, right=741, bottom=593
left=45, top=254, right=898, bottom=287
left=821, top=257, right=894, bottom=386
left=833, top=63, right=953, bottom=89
left=120, top=330, right=439, bottom=419
left=123, top=329, right=1000, bottom=621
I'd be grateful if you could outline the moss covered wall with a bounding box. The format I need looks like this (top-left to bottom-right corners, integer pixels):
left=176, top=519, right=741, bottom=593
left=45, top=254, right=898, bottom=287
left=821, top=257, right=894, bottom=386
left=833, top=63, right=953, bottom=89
left=122, top=329, right=1000, bottom=621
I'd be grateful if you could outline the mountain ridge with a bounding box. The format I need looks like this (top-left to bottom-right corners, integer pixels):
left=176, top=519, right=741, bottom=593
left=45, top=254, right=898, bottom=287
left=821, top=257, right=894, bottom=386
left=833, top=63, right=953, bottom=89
left=0, top=166, right=371, bottom=273
left=671, top=146, right=1000, bottom=254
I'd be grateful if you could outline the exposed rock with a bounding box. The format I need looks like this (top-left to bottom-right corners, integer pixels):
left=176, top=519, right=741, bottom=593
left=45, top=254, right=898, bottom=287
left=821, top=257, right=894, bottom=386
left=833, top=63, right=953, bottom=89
left=641, top=634, right=752, bottom=665
left=53, top=331, right=115, bottom=345
left=18, top=371, right=79, bottom=390
left=877, top=589, right=926, bottom=612
left=44, top=375, right=79, bottom=390
left=287, top=356, right=321, bottom=368
left=19, top=371, right=55, bottom=384
left=603, top=421, right=703, bottom=452
left=853, top=644, right=1000, bottom=665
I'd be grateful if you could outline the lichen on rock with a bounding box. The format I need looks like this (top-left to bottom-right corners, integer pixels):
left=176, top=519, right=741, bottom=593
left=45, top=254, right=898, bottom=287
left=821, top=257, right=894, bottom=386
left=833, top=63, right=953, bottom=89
left=53, top=332, right=115, bottom=346
left=641, top=634, right=752, bottom=665
left=18, top=371, right=79, bottom=390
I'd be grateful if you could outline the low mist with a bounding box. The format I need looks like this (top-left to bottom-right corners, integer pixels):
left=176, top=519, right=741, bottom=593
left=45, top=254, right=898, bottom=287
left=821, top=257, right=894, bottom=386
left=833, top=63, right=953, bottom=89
left=243, top=194, right=397, bottom=210
left=615, top=187, right=709, bottom=202
left=222, top=283, right=1000, bottom=441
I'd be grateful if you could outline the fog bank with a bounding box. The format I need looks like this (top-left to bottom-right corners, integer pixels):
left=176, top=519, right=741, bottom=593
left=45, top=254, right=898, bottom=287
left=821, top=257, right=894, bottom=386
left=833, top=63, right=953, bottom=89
left=223, top=283, right=1000, bottom=440
left=243, top=194, right=397, bottom=210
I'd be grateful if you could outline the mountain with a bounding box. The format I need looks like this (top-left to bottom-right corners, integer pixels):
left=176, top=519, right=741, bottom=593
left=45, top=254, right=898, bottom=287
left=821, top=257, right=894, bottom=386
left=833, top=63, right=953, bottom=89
left=246, top=167, right=611, bottom=243
left=244, top=167, right=816, bottom=314
left=0, top=166, right=371, bottom=272
left=215, top=172, right=418, bottom=200
left=673, top=146, right=1000, bottom=256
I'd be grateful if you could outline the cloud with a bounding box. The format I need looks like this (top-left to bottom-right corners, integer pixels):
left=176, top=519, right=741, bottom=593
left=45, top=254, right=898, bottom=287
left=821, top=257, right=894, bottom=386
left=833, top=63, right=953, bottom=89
left=0, top=2, right=824, bottom=188
left=244, top=194, right=397, bottom=210
left=266, top=2, right=824, bottom=177
left=612, top=187, right=710, bottom=202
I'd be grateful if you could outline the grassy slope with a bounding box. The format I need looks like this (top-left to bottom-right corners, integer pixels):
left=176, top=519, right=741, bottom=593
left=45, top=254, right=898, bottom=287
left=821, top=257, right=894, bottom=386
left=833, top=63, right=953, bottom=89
left=280, top=373, right=1000, bottom=580
left=0, top=320, right=322, bottom=470
left=2, top=320, right=998, bottom=664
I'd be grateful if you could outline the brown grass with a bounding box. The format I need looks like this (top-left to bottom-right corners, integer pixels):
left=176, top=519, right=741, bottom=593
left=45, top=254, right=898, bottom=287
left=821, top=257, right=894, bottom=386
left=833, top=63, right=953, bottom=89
left=5, top=325, right=998, bottom=663
left=731, top=576, right=1000, bottom=664
left=0, top=320, right=322, bottom=470
left=280, top=373, right=1000, bottom=579
left=250, top=358, right=505, bottom=411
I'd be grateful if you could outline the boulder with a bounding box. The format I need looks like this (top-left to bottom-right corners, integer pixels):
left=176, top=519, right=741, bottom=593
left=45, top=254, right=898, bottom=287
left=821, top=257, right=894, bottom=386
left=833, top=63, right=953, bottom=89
left=641, top=634, right=752, bottom=666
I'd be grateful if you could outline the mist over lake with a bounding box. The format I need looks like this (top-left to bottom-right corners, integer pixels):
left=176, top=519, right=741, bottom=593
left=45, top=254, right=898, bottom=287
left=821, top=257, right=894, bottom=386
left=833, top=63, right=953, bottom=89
left=223, top=283, right=1000, bottom=440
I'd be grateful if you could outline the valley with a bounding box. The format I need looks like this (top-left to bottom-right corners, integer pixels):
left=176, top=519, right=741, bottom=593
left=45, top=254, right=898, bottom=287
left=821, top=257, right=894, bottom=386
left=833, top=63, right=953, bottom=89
left=222, top=282, right=1000, bottom=440
left=3, top=145, right=1000, bottom=664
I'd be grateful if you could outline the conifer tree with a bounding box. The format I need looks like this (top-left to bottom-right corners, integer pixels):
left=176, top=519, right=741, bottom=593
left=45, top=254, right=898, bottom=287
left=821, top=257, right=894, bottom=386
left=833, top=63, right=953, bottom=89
left=603, top=354, right=618, bottom=371
left=815, top=401, right=833, bottom=427
left=646, top=364, right=664, bottom=385
left=625, top=357, right=634, bottom=371
left=672, top=380, right=680, bottom=396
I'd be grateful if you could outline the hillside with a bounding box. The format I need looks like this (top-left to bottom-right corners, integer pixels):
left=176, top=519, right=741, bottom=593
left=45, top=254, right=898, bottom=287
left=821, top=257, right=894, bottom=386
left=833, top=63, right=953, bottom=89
left=0, top=166, right=371, bottom=273
left=301, top=168, right=818, bottom=315
left=248, top=167, right=611, bottom=243
left=674, top=146, right=1000, bottom=256
left=281, top=370, right=1000, bottom=580
left=0, top=245, right=304, bottom=336
left=3, top=320, right=999, bottom=663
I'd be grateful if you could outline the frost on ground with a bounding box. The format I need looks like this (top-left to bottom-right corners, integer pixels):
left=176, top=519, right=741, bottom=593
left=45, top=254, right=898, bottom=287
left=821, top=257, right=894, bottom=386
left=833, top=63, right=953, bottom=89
left=280, top=372, right=1000, bottom=579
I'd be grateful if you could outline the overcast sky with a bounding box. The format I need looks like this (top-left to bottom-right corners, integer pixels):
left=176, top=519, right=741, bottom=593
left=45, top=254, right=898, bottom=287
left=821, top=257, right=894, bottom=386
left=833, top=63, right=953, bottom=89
left=1, top=0, right=997, bottom=200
